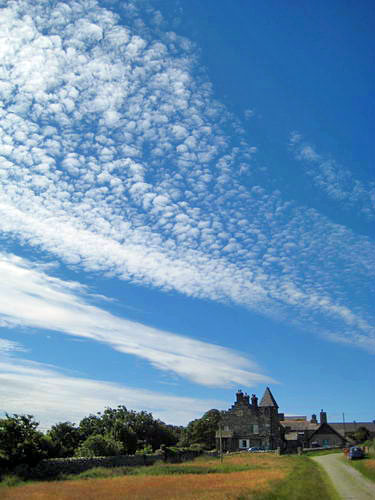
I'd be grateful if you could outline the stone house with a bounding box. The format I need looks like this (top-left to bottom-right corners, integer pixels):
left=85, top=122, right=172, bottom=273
left=215, top=387, right=283, bottom=451
left=280, top=411, right=352, bottom=449
left=216, top=389, right=373, bottom=452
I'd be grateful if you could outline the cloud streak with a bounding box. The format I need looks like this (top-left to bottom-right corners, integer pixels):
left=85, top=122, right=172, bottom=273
left=0, top=252, right=273, bottom=387
left=0, top=354, right=225, bottom=428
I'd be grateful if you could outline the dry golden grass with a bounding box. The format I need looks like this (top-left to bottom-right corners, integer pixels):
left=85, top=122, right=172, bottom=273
left=364, top=459, right=375, bottom=470
left=1, top=454, right=291, bottom=500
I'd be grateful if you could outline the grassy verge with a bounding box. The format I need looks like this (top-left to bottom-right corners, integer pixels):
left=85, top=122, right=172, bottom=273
left=346, top=450, right=375, bottom=483
left=247, top=456, right=340, bottom=500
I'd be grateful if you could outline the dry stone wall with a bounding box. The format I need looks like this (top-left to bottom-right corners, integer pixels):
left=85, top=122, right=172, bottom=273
left=27, top=450, right=205, bottom=479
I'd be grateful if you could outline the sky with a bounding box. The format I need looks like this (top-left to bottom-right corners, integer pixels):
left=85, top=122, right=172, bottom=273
left=0, top=0, right=374, bottom=430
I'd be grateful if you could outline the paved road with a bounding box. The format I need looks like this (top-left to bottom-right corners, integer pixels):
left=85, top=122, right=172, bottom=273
left=312, top=453, right=375, bottom=499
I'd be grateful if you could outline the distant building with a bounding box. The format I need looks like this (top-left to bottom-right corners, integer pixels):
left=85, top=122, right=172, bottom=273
left=280, top=410, right=375, bottom=449
left=216, top=389, right=375, bottom=451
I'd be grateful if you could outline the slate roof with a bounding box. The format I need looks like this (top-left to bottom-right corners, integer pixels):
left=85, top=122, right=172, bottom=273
left=280, top=420, right=319, bottom=431
left=330, top=422, right=375, bottom=434
left=259, top=387, right=279, bottom=409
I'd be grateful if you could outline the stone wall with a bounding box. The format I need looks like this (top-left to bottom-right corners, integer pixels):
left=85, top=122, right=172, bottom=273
left=27, top=450, right=204, bottom=479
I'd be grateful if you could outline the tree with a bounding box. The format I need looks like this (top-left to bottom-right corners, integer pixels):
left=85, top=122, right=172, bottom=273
left=78, top=407, right=137, bottom=454
left=47, top=421, right=82, bottom=457
left=353, top=426, right=370, bottom=443
left=0, top=414, right=47, bottom=468
left=77, top=406, right=178, bottom=455
left=78, top=414, right=105, bottom=441
left=181, top=409, right=221, bottom=449
left=75, top=434, right=124, bottom=457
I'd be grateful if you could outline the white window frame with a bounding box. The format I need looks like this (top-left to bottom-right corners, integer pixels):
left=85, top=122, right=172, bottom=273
left=239, top=439, right=250, bottom=449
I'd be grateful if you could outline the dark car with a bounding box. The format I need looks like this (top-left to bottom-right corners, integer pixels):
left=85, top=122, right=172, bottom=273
left=348, top=446, right=364, bottom=460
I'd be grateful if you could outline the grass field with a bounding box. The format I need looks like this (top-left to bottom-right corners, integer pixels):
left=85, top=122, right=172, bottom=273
left=0, top=453, right=338, bottom=500
left=346, top=450, right=375, bottom=483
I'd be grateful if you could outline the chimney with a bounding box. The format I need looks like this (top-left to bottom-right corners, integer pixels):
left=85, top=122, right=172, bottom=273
left=310, top=414, right=318, bottom=424
left=244, top=393, right=250, bottom=405
left=320, top=409, right=327, bottom=424
left=251, top=394, right=258, bottom=407
left=236, top=389, right=244, bottom=403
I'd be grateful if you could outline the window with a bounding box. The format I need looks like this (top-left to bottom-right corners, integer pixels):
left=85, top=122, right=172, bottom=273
left=223, top=425, right=229, bottom=432
left=322, top=439, right=329, bottom=447
left=253, top=424, right=259, bottom=434
left=239, top=439, right=249, bottom=448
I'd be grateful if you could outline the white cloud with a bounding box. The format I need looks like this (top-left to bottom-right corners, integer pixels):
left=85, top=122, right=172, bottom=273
left=0, top=252, right=274, bottom=388
left=244, top=109, right=255, bottom=120
left=0, top=338, right=27, bottom=354
left=289, top=132, right=375, bottom=217
left=0, top=355, right=225, bottom=428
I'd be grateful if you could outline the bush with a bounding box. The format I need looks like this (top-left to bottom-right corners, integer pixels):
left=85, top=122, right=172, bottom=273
left=75, top=434, right=124, bottom=457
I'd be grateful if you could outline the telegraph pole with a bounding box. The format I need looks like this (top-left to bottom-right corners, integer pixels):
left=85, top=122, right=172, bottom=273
left=219, top=423, right=223, bottom=463
left=343, top=412, right=347, bottom=441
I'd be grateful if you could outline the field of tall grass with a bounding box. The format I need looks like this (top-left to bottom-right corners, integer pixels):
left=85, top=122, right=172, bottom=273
left=347, top=448, right=375, bottom=483
left=0, top=452, right=338, bottom=499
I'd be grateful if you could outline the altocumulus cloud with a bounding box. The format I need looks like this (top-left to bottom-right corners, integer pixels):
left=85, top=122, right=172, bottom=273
left=0, top=252, right=273, bottom=387
left=0, top=0, right=374, bottom=352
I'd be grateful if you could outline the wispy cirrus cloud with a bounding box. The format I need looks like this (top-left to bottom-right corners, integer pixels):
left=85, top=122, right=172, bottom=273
left=0, top=354, right=225, bottom=428
left=0, top=252, right=273, bottom=387
left=0, top=0, right=374, bottom=353
left=289, top=131, right=375, bottom=218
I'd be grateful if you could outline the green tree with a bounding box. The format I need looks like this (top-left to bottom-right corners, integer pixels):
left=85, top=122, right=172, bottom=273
left=78, top=407, right=137, bottom=454
left=47, top=421, right=82, bottom=457
left=77, top=406, right=178, bottom=454
left=353, top=426, right=370, bottom=443
left=0, top=414, right=47, bottom=468
left=78, top=413, right=105, bottom=441
left=181, top=409, right=221, bottom=449
left=75, top=434, right=124, bottom=457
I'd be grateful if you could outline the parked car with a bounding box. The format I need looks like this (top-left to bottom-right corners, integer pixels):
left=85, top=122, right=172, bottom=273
left=248, top=447, right=265, bottom=452
left=348, top=446, right=364, bottom=460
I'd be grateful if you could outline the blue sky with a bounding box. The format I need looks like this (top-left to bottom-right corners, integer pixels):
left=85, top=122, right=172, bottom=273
left=0, top=0, right=374, bottom=430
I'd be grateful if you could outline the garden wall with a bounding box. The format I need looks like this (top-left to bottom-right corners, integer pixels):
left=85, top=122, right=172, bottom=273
left=28, top=450, right=206, bottom=478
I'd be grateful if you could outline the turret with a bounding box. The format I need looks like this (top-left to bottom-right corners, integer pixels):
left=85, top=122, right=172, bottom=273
left=259, top=387, right=279, bottom=409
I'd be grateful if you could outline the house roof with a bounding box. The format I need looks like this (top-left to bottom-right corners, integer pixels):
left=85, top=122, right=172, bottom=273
left=330, top=423, right=375, bottom=433
left=280, top=420, right=319, bottom=431
left=309, top=422, right=348, bottom=441
left=259, top=387, right=279, bottom=408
